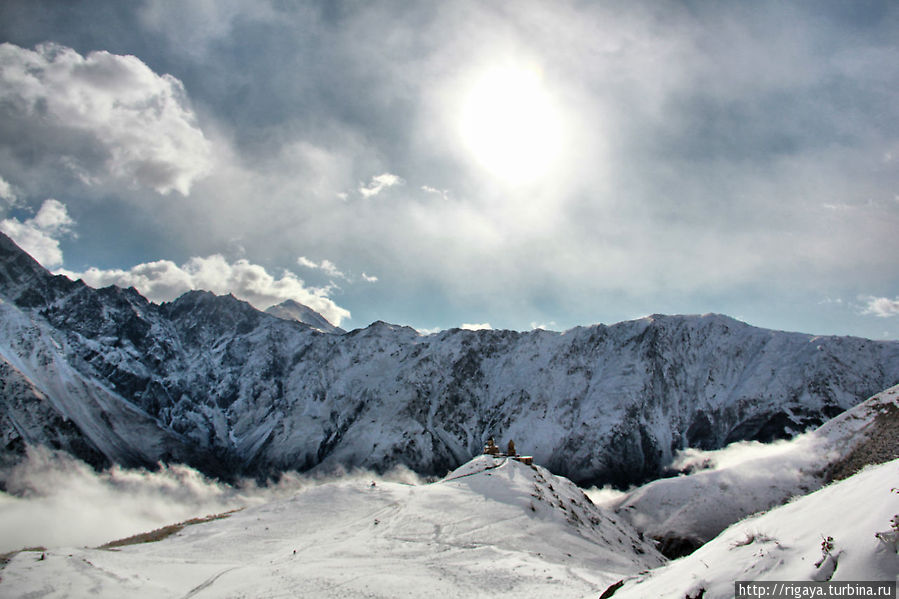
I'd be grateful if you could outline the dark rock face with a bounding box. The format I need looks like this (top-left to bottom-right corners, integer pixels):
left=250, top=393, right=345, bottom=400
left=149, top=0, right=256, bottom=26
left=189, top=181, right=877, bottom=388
left=2, top=231, right=899, bottom=487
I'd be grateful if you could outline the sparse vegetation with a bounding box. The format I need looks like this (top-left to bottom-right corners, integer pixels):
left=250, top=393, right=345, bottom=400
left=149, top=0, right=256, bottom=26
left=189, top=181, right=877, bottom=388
left=0, top=547, right=47, bottom=582
left=730, top=530, right=776, bottom=548
left=874, top=488, right=899, bottom=553
left=814, top=535, right=834, bottom=568
left=824, top=403, right=899, bottom=482
left=97, top=509, right=242, bottom=549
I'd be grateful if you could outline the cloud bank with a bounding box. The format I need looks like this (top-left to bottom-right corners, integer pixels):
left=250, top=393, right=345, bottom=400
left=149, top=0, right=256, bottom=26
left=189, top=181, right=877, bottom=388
left=0, top=195, right=352, bottom=326
left=0, top=446, right=425, bottom=553
left=61, top=254, right=350, bottom=326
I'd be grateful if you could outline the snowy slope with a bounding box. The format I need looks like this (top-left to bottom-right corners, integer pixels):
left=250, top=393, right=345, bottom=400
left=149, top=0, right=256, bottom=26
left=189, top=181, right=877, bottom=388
left=608, top=459, right=899, bottom=599
left=0, top=300, right=204, bottom=472
left=265, top=298, right=346, bottom=334
left=0, top=457, right=663, bottom=598
left=611, top=384, right=899, bottom=555
left=2, top=231, right=899, bottom=486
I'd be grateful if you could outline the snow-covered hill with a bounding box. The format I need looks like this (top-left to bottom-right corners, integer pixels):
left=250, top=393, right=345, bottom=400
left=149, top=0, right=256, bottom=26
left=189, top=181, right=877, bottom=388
left=0, top=457, right=664, bottom=598
left=611, top=384, right=899, bottom=556
left=607, top=458, right=899, bottom=599
left=2, top=231, right=899, bottom=486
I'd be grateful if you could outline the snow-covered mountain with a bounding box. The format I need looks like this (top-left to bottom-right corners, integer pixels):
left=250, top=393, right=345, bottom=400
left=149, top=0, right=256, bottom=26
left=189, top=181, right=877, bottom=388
left=608, top=458, right=899, bottom=598
left=2, top=231, right=899, bottom=486
left=610, top=384, right=899, bottom=557
left=264, top=299, right=345, bottom=334
left=0, top=457, right=664, bottom=598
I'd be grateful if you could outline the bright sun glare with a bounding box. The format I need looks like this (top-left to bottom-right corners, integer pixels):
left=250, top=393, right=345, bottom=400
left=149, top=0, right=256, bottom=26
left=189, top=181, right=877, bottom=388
left=459, top=64, right=564, bottom=185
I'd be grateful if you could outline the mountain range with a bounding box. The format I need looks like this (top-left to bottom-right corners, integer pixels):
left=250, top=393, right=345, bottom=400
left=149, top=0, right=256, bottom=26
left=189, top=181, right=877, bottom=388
left=1, top=231, right=898, bottom=487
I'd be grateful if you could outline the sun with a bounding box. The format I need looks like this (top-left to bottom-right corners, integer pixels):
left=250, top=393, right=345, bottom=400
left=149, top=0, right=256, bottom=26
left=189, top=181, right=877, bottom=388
left=459, top=64, right=564, bottom=185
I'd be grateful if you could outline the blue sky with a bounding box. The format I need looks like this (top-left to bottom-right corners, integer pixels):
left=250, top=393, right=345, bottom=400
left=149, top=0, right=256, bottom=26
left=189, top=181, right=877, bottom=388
left=0, top=1, right=897, bottom=338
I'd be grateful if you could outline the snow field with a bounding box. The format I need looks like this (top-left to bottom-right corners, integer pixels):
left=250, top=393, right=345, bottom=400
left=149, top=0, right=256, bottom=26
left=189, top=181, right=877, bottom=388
left=0, top=457, right=662, bottom=598
left=612, top=458, right=899, bottom=599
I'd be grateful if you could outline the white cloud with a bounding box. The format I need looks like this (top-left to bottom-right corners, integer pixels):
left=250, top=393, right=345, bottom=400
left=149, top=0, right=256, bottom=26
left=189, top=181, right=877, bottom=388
left=0, top=445, right=426, bottom=552
left=818, top=297, right=843, bottom=306
left=61, top=254, right=351, bottom=326
left=362, top=272, right=378, bottom=283
left=297, top=256, right=347, bottom=280
left=421, top=185, right=450, bottom=201
left=0, top=42, right=212, bottom=195
left=359, top=173, right=404, bottom=198
left=460, top=322, right=492, bottom=331
left=0, top=176, right=16, bottom=205
left=296, top=256, right=317, bottom=269
left=862, top=296, right=899, bottom=318
left=530, top=321, right=558, bottom=331
left=0, top=199, right=74, bottom=269
left=415, top=326, right=442, bottom=336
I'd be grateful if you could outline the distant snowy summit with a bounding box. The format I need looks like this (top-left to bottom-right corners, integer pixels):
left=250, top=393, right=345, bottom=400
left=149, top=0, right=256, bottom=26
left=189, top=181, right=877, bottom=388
left=265, top=299, right=345, bottom=334
left=1, top=230, right=899, bottom=486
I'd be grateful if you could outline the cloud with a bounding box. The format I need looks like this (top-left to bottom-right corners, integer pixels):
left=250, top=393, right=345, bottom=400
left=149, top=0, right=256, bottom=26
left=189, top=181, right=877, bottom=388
left=0, top=446, right=247, bottom=552
left=137, top=0, right=276, bottom=60
left=460, top=322, right=492, bottom=331
left=0, top=42, right=212, bottom=195
left=669, top=438, right=816, bottom=473
left=415, top=326, right=442, bottom=335
left=862, top=296, right=899, bottom=318
left=60, top=254, right=351, bottom=326
left=582, top=485, right=628, bottom=509
left=359, top=173, right=404, bottom=198
left=297, top=256, right=347, bottom=280
left=0, top=199, right=74, bottom=269
left=0, top=176, right=16, bottom=205
left=421, top=185, right=450, bottom=201
left=0, top=445, right=426, bottom=552
left=3, top=2, right=899, bottom=338
left=362, top=273, right=378, bottom=283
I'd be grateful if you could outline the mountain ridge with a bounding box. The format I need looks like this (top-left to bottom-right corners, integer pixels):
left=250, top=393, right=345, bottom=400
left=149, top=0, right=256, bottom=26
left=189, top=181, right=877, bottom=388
left=1, top=232, right=898, bottom=487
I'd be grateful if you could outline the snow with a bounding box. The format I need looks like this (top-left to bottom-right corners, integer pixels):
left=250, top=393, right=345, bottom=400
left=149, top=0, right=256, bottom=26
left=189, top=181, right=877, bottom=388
left=264, top=299, right=346, bottom=334
left=611, top=459, right=899, bottom=599
left=3, top=226, right=899, bottom=486
left=0, top=457, right=662, bottom=598
left=611, top=385, right=899, bottom=547
left=2, top=231, right=899, bottom=596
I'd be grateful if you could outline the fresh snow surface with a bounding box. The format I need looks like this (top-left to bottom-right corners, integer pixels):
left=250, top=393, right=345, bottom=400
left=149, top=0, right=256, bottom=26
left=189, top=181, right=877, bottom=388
left=0, top=457, right=663, bottom=598
left=612, top=384, right=899, bottom=547
left=610, top=458, right=899, bottom=599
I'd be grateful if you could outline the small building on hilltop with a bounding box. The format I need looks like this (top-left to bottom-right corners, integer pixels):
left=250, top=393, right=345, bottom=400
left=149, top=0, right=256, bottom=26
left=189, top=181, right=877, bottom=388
left=483, top=436, right=533, bottom=465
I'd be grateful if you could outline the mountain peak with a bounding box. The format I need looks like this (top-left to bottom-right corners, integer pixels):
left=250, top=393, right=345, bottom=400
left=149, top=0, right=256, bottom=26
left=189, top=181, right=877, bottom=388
left=264, top=299, right=345, bottom=334
left=0, top=231, right=80, bottom=306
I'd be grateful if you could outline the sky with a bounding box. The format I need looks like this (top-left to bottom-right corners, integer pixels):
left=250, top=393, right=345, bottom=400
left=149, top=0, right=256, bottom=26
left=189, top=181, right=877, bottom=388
left=0, top=0, right=897, bottom=339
